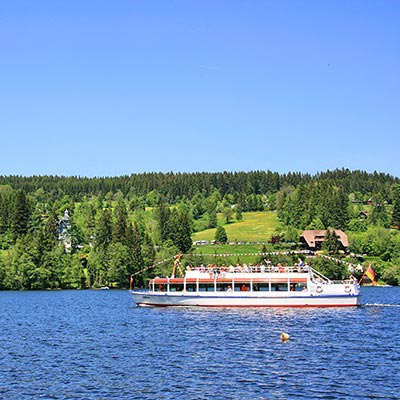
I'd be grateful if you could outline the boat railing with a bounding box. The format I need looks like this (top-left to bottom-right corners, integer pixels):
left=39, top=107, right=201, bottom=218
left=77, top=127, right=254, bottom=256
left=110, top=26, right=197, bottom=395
left=308, top=267, right=331, bottom=284
left=184, top=265, right=312, bottom=276
left=331, top=279, right=358, bottom=285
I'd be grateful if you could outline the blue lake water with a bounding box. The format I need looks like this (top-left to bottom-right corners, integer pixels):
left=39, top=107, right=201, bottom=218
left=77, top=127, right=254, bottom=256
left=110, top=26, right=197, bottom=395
left=0, top=287, right=399, bottom=399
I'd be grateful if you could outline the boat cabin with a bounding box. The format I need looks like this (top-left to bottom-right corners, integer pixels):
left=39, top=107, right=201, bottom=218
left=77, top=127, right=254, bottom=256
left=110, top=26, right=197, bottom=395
left=150, top=267, right=309, bottom=294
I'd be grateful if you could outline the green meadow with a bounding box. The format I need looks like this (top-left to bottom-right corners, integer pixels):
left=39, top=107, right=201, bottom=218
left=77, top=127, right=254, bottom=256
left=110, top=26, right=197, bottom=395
left=192, top=211, right=280, bottom=243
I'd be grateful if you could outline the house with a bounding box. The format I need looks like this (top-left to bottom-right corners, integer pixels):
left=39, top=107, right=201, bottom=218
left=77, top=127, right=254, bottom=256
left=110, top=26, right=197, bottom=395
left=59, top=209, right=72, bottom=251
left=300, top=229, right=348, bottom=251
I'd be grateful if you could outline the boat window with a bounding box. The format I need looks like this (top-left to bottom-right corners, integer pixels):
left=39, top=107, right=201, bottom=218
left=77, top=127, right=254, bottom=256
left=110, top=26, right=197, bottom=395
left=199, top=283, right=215, bottom=292
left=257, top=283, right=270, bottom=291
left=271, top=283, right=288, bottom=291
left=240, top=284, right=250, bottom=292
left=186, top=284, right=197, bottom=292
left=155, top=283, right=167, bottom=292
left=170, top=284, right=184, bottom=292
left=216, top=283, right=232, bottom=291
left=234, top=283, right=250, bottom=292
left=294, top=283, right=307, bottom=291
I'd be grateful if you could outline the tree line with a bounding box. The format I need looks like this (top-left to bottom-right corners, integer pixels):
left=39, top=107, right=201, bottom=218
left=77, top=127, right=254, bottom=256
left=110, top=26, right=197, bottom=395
left=0, top=168, right=399, bottom=289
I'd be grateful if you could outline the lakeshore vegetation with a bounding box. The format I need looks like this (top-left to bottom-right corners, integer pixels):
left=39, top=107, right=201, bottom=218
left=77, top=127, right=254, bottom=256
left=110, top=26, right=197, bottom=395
left=0, top=169, right=400, bottom=289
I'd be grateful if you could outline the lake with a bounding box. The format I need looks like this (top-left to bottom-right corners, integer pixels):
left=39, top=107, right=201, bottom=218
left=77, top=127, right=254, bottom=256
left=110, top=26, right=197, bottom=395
left=0, top=287, right=399, bottom=399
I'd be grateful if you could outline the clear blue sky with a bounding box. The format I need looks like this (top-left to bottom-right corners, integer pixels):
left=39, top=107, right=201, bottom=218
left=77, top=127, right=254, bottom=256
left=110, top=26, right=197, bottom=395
left=1, top=1, right=399, bottom=178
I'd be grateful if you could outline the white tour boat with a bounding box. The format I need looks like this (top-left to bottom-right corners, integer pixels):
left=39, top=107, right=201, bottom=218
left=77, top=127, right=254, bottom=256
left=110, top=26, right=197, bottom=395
left=130, top=255, right=361, bottom=308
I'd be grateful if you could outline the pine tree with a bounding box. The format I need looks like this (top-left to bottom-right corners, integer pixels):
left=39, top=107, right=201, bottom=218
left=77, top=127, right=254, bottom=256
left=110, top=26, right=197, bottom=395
left=157, top=202, right=171, bottom=242
left=94, top=209, right=113, bottom=250
left=113, top=199, right=128, bottom=243
left=235, top=205, right=243, bottom=221
left=322, top=230, right=341, bottom=255
left=131, top=223, right=144, bottom=271
left=370, top=194, right=390, bottom=227
left=215, top=226, right=228, bottom=244
left=391, top=187, right=400, bottom=229
left=11, top=190, right=31, bottom=236
left=208, top=208, right=217, bottom=229
left=392, top=200, right=400, bottom=228
left=173, top=208, right=192, bottom=253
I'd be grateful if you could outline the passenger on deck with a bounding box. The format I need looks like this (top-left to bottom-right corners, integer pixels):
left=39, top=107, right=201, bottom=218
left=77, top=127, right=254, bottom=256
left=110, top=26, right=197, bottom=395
left=241, top=284, right=248, bottom=292
left=227, top=285, right=232, bottom=292
left=277, top=263, right=285, bottom=273
left=349, top=275, right=358, bottom=284
left=220, top=264, right=227, bottom=278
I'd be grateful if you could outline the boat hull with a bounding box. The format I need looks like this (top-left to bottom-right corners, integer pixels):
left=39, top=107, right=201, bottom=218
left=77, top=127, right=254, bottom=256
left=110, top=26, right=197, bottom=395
left=131, top=291, right=361, bottom=308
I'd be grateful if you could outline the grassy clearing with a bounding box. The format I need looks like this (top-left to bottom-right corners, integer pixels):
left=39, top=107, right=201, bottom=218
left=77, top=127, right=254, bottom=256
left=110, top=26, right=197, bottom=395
left=192, top=211, right=281, bottom=243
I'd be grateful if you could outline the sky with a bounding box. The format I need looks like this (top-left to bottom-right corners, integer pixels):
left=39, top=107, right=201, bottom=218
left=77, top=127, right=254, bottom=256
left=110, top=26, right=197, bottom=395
left=1, top=0, right=399, bottom=178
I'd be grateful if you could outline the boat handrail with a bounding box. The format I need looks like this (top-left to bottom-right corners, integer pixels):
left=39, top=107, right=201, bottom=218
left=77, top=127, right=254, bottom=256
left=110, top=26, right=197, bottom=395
left=331, top=279, right=358, bottom=285
left=309, top=267, right=331, bottom=284
left=183, top=265, right=312, bottom=275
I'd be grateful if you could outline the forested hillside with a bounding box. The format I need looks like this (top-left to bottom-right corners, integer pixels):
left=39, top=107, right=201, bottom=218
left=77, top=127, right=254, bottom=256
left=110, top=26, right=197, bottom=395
left=0, top=169, right=399, bottom=289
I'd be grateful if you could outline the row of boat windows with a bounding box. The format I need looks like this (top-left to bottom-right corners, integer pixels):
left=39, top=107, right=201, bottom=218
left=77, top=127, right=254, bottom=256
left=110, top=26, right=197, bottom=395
left=153, top=282, right=308, bottom=292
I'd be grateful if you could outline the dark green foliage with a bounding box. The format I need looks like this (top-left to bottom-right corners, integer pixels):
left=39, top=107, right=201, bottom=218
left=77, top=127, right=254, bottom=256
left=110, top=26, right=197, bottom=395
left=278, top=181, right=350, bottom=230
left=310, top=257, right=347, bottom=280
left=0, top=169, right=396, bottom=202
left=156, top=202, right=171, bottom=242
left=94, top=209, right=113, bottom=250
left=369, top=194, right=390, bottom=227
left=130, top=223, right=144, bottom=272
left=113, top=198, right=128, bottom=243
left=322, top=230, right=341, bottom=255
left=392, top=200, right=400, bottom=228
left=173, top=208, right=193, bottom=253
left=208, top=208, right=217, bottom=229
left=156, top=204, right=192, bottom=253
left=215, top=226, right=228, bottom=244
left=235, top=206, right=243, bottom=221
left=0, top=169, right=399, bottom=288
left=11, top=190, right=31, bottom=236
left=391, top=185, right=400, bottom=228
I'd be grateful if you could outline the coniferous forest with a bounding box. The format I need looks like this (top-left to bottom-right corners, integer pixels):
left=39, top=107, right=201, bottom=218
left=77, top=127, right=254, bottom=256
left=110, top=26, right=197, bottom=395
left=0, top=169, right=400, bottom=289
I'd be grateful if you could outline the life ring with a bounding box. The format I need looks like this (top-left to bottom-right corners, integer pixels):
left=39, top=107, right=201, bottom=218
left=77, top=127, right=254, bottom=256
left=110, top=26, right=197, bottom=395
left=344, top=285, right=351, bottom=293
left=316, top=286, right=323, bottom=293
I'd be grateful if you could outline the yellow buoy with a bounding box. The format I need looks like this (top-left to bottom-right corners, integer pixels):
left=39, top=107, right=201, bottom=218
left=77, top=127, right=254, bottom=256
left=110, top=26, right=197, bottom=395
left=280, top=332, right=290, bottom=342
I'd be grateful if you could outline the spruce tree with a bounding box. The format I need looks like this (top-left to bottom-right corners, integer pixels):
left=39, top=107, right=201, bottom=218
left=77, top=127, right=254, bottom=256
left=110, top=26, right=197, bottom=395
left=391, top=187, right=400, bottom=229
left=113, top=199, right=128, bottom=243
left=208, top=208, right=217, bottom=229
left=392, top=200, right=400, bottom=228
left=215, top=226, right=228, bottom=244
left=174, top=208, right=192, bottom=253
left=370, top=194, right=390, bottom=227
left=322, top=230, right=341, bottom=255
left=11, top=190, right=31, bottom=236
left=94, top=209, right=113, bottom=251
left=157, top=202, right=171, bottom=242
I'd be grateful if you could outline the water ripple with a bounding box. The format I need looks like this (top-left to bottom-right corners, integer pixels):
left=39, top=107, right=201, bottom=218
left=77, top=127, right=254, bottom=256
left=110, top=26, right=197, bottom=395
left=0, top=288, right=400, bottom=399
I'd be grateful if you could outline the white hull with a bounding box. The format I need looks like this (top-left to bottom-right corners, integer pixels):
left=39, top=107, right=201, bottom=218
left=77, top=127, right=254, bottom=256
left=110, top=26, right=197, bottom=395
left=132, top=259, right=361, bottom=308
left=131, top=291, right=361, bottom=308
